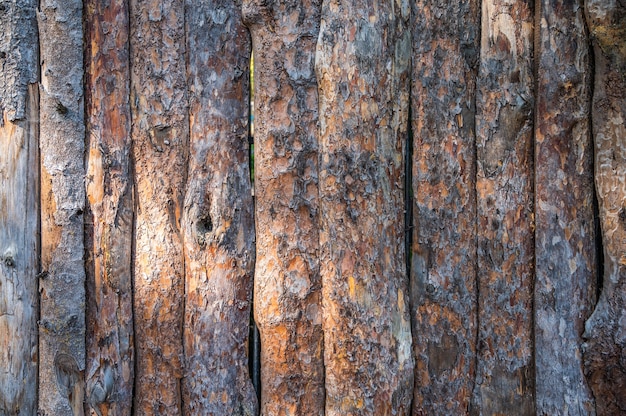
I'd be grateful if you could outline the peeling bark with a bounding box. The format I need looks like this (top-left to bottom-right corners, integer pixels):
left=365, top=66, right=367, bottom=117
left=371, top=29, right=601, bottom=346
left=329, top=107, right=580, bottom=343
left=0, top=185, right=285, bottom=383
left=534, top=1, right=597, bottom=414
left=410, top=0, right=479, bottom=413
left=181, top=1, right=257, bottom=414
left=316, top=1, right=414, bottom=414
left=38, top=0, right=86, bottom=413
left=583, top=1, right=626, bottom=414
left=471, top=0, right=535, bottom=414
left=241, top=1, right=325, bottom=414
left=84, top=0, right=134, bottom=414
left=129, top=0, right=188, bottom=413
left=0, top=2, right=39, bottom=412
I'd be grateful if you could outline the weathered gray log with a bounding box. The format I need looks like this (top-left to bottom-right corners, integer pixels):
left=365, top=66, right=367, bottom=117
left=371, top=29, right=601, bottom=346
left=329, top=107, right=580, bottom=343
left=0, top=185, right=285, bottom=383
left=534, top=0, right=597, bottom=414
left=38, top=0, right=86, bottom=413
left=583, top=1, right=626, bottom=414
left=410, top=0, right=479, bottom=413
left=241, top=1, right=325, bottom=414
left=181, top=1, right=257, bottom=414
left=129, top=0, right=188, bottom=412
left=316, top=0, right=414, bottom=414
left=84, top=0, right=134, bottom=413
left=0, top=1, right=39, bottom=413
left=471, top=0, right=535, bottom=414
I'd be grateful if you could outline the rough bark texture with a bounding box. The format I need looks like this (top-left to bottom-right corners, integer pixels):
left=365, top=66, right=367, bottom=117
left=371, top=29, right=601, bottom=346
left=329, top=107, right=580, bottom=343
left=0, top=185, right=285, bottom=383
left=0, top=2, right=39, bottom=412
left=84, top=0, right=134, bottom=414
left=583, top=1, right=626, bottom=414
left=241, top=1, right=325, bottom=415
left=129, top=0, right=188, bottom=413
left=410, top=0, right=479, bottom=413
left=471, top=0, right=535, bottom=414
left=38, top=0, right=86, bottom=414
left=534, top=1, right=597, bottom=414
left=316, top=1, right=414, bottom=414
left=181, top=1, right=257, bottom=414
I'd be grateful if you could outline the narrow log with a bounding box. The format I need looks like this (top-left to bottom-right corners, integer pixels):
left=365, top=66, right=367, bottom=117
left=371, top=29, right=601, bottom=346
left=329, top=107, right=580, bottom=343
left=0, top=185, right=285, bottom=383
left=129, top=0, right=188, bottom=412
left=181, top=1, right=257, bottom=413
left=534, top=0, right=597, bottom=413
left=471, top=0, right=535, bottom=414
left=583, top=1, right=626, bottom=414
left=0, top=2, right=39, bottom=412
left=316, top=0, right=414, bottom=414
left=84, top=0, right=134, bottom=414
left=38, top=0, right=87, bottom=413
left=410, top=0, right=479, bottom=413
left=241, top=1, right=325, bottom=414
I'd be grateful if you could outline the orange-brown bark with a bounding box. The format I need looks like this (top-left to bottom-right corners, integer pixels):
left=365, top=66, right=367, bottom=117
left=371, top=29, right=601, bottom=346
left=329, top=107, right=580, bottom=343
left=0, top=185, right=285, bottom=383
left=130, top=0, right=188, bottom=413
left=410, top=0, right=479, bottom=413
left=84, top=0, right=134, bottom=414
left=316, top=0, right=414, bottom=414
left=534, top=0, right=597, bottom=413
left=181, top=1, right=257, bottom=414
left=471, top=0, right=535, bottom=414
left=242, top=1, right=325, bottom=414
left=583, top=2, right=626, bottom=414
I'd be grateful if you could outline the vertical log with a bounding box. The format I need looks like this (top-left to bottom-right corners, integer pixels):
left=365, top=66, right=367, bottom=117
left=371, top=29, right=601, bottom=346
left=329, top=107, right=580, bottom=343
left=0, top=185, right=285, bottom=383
left=583, top=1, right=626, bottom=414
left=38, top=0, right=86, bottom=413
left=410, top=0, right=479, bottom=413
left=181, top=1, right=257, bottom=414
left=241, top=1, right=325, bottom=414
left=84, top=0, right=134, bottom=414
left=0, top=1, right=39, bottom=413
left=471, top=0, right=535, bottom=414
left=129, top=0, right=188, bottom=413
left=534, top=0, right=597, bottom=414
left=316, top=1, right=414, bottom=414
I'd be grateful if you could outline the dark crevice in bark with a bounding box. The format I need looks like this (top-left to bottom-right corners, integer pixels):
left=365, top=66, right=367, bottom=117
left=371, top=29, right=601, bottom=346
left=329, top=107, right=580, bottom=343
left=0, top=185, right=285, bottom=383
left=405, top=75, right=414, bottom=416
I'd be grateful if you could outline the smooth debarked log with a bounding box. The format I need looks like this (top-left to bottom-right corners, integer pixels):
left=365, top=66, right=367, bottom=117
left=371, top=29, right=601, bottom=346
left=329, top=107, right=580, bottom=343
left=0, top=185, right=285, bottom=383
left=534, top=0, right=597, bottom=413
left=130, top=0, right=188, bottom=413
left=472, top=0, right=535, bottom=414
left=38, top=0, right=87, bottom=413
left=0, top=1, right=39, bottom=413
left=84, top=0, right=134, bottom=413
left=242, top=0, right=325, bottom=414
left=410, top=0, right=479, bottom=413
left=583, top=1, right=626, bottom=414
left=181, top=0, right=257, bottom=413
left=316, top=0, right=414, bottom=413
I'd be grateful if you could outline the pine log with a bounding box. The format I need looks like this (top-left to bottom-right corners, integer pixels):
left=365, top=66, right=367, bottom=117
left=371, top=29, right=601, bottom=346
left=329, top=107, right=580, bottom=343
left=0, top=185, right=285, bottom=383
left=534, top=0, right=597, bottom=413
left=241, top=1, right=325, bottom=414
left=0, top=1, right=39, bottom=412
left=129, top=0, right=188, bottom=413
left=410, top=0, right=479, bottom=413
left=181, top=1, right=257, bottom=413
left=471, top=0, right=535, bottom=414
left=316, top=0, right=414, bottom=413
left=84, top=0, right=134, bottom=414
left=583, top=1, right=626, bottom=414
left=38, top=0, right=86, bottom=413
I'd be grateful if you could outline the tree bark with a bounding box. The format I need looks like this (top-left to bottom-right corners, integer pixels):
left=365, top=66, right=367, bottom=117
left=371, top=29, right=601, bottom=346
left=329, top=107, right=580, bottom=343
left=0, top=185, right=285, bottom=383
left=410, top=0, right=479, bottom=413
left=534, top=0, right=597, bottom=414
left=129, top=0, right=188, bottom=413
left=471, top=0, right=535, bottom=414
left=84, top=0, right=134, bottom=414
left=181, top=1, right=257, bottom=414
left=583, top=1, right=626, bottom=414
left=0, top=1, right=39, bottom=413
left=38, top=0, right=86, bottom=414
left=241, top=1, right=325, bottom=414
left=316, top=1, right=414, bottom=414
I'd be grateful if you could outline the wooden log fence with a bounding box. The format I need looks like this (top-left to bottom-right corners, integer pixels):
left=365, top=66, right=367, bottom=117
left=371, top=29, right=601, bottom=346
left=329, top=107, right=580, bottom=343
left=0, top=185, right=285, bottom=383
left=1, top=0, right=624, bottom=415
